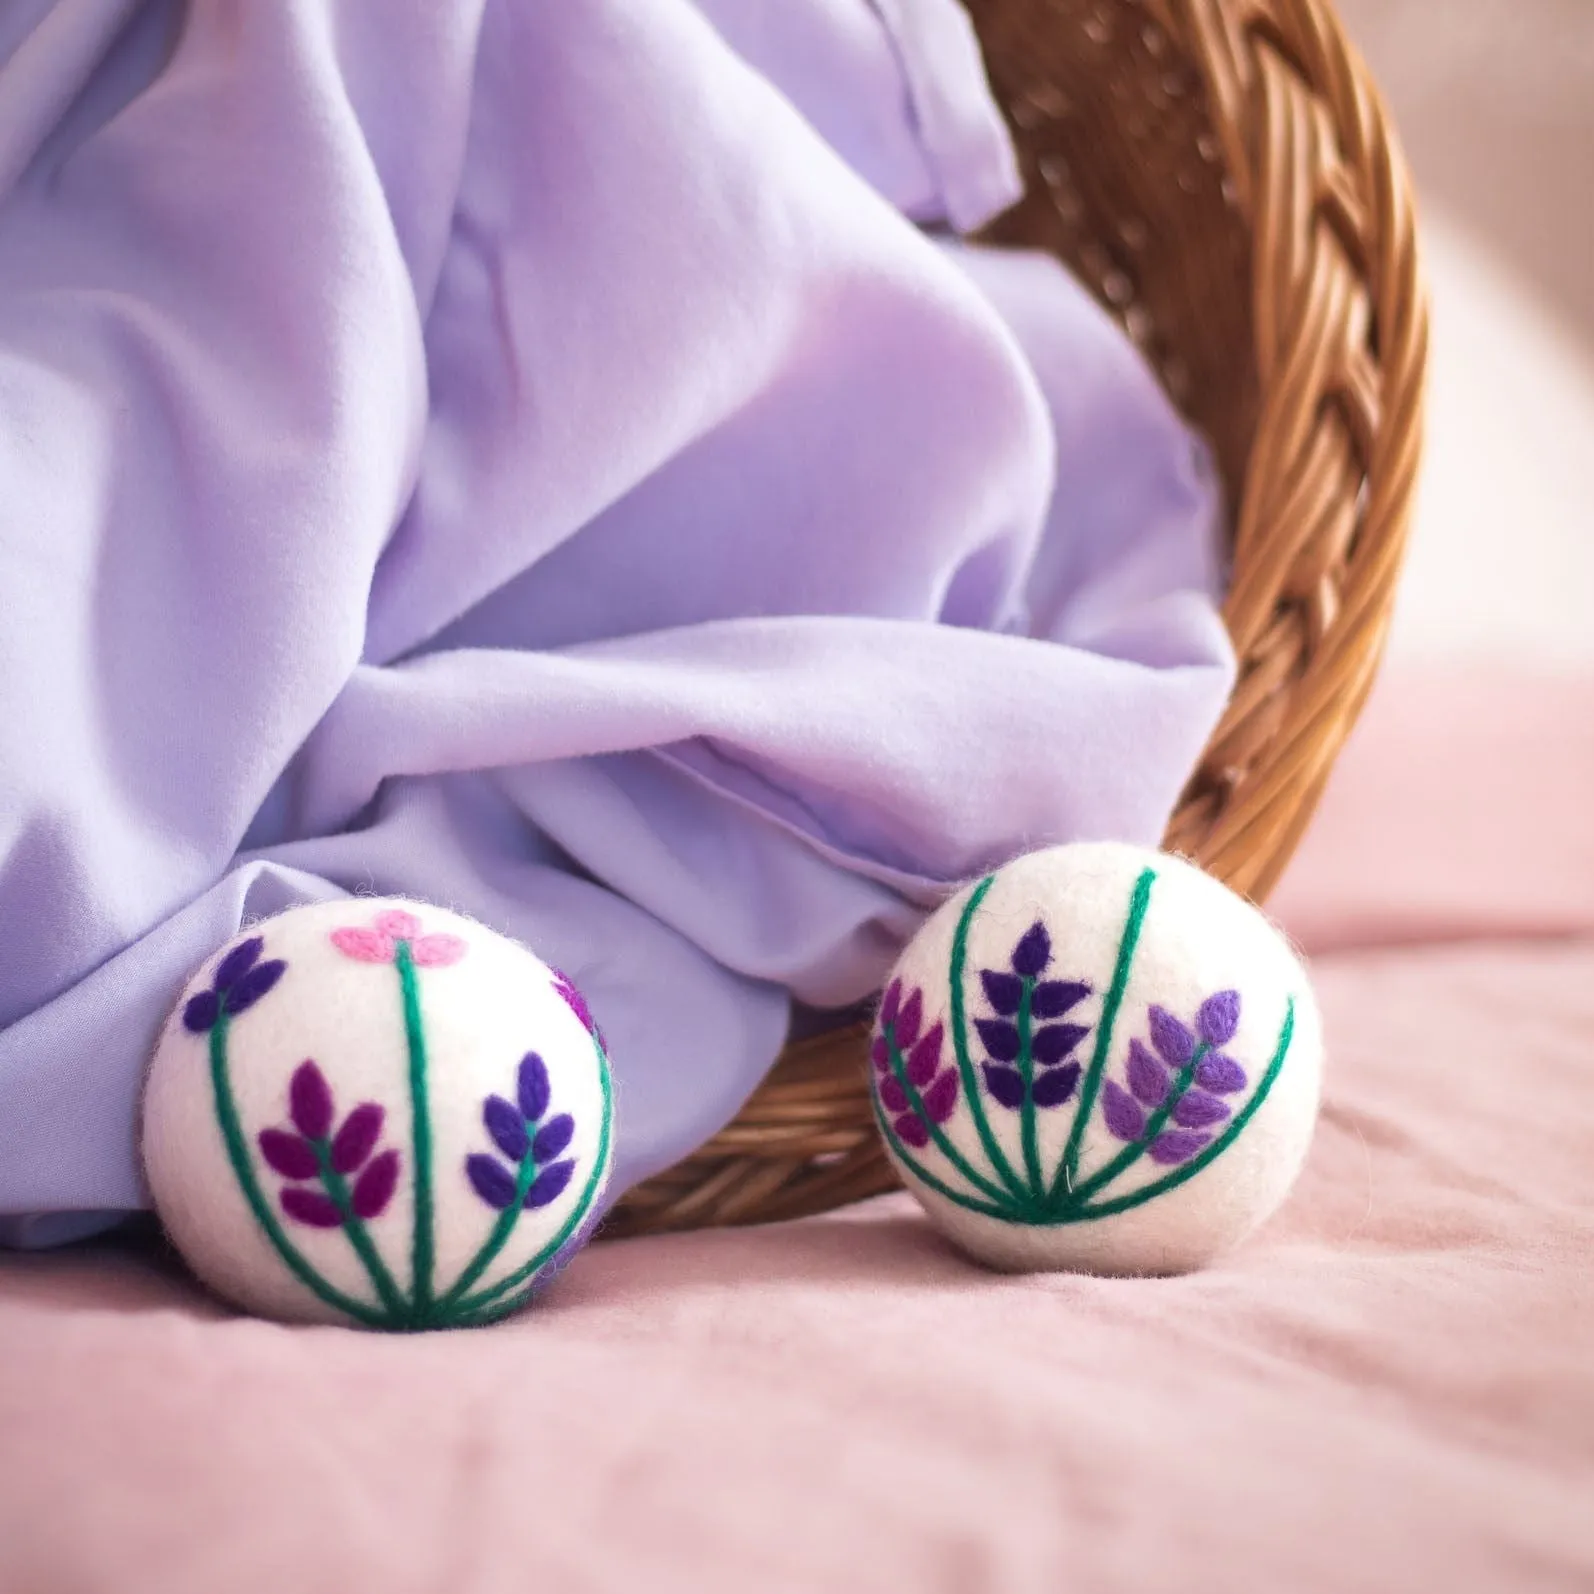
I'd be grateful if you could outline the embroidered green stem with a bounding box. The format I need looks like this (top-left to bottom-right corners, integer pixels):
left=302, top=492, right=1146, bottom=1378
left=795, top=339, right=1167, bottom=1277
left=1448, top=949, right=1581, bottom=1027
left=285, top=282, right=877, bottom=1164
left=947, top=876, right=1027, bottom=1201
left=436, top=1147, right=545, bottom=1313
left=1067, top=1043, right=1210, bottom=1207
left=1051, top=867, right=1155, bottom=1203
left=395, top=940, right=435, bottom=1316
left=207, top=1016, right=388, bottom=1328
left=1016, top=977, right=1046, bottom=1199
left=313, top=1141, right=407, bottom=1320
left=447, top=1039, right=615, bottom=1320
left=1072, top=999, right=1295, bottom=1220
left=869, top=1088, right=1014, bottom=1221
left=887, top=1036, right=1011, bottom=1207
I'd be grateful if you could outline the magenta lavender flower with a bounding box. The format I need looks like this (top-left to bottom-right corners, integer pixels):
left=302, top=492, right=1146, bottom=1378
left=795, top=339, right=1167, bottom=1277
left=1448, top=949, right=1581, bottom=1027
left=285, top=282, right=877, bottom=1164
left=182, top=935, right=287, bottom=1033
left=466, top=1052, right=579, bottom=1211
left=257, top=1060, right=400, bottom=1227
left=870, top=979, right=959, bottom=1149
left=551, top=967, right=606, bottom=1049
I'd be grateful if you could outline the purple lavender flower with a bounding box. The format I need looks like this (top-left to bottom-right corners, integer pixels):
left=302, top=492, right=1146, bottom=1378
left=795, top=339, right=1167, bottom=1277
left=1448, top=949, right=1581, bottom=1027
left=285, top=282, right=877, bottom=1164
left=979, top=1065, right=1023, bottom=1111
left=517, top=1051, right=552, bottom=1122
left=1147, top=1005, right=1196, bottom=1067
left=872, top=982, right=959, bottom=1150
left=1032, top=980, right=1090, bottom=1019
left=1197, top=990, right=1240, bottom=1047
left=466, top=1051, right=578, bottom=1212
left=1100, top=991, right=1249, bottom=1166
left=1033, top=1023, right=1089, bottom=1066
left=975, top=1018, right=1022, bottom=1063
left=182, top=936, right=287, bottom=1033
left=1148, top=1129, right=1212, bottom=1165
left=1196, top=1052, right=1248, bottom=1094
left=1171, top=1091, right=1231, bottom=1129
left=258, top=1060, right=399, bottom=1226
left=974, top=926, right=1091, bottom=1112
left=1030, top=1063, right=1082, bottom=1109
left=1011, top=921, right=1052, bottom=978
left=979, top=970, right=1023, bottom=1015
left=1101, top=1079, right=1146, bottom=1141
left=1125, top=1039, right=1170, bottom=1106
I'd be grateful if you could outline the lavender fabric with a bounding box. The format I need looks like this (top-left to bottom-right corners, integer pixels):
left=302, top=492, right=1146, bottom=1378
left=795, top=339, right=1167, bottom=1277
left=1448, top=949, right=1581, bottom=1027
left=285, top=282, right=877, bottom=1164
left=0, top=0, right=1232, bottom=1247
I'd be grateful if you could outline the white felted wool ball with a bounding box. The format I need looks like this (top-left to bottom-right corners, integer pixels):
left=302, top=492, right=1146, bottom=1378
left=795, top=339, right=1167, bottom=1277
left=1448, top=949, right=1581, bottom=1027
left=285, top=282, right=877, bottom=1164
left=870, top=843, right=1321, bottom=1275
left=142, top=900, right=614, bottom=1328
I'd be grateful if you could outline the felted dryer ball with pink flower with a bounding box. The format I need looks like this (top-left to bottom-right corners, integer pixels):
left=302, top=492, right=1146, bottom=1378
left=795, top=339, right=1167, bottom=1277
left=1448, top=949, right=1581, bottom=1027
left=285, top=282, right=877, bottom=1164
left=142, top=900, right=614, bottom=1329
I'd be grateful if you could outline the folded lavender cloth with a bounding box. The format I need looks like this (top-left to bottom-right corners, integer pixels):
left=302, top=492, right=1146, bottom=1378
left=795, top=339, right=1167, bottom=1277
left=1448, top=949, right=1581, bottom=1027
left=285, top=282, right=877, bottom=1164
left=0, top=0, right=1231, bottom=1246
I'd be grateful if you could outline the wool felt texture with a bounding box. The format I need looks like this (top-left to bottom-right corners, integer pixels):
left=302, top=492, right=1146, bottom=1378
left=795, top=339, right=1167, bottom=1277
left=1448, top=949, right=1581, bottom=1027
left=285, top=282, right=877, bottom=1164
left=0, top=0, right=1232, bottom=1247
left=872, top=844, right=1323, bottom=1275
left=143, top=901, right=613, bottom=1328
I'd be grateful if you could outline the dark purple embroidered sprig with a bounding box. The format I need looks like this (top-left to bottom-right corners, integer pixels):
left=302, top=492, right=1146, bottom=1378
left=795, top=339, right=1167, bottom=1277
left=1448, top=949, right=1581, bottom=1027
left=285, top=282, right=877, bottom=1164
left=466, top=1052, right=578, bottom=1212
left=257, top=1060, right=401, bottom=1226
left=871, top=979, right=959, bottom=1149
left=974, top=920, right=1091, bottom=1112
left=182, top=936, right=286, bottom=1034
left=1101, top=990, right=1247, bottom=1165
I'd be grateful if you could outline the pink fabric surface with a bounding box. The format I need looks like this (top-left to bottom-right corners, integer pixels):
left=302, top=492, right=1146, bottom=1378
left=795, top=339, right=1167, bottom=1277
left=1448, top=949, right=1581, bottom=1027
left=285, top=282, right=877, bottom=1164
left=1, top=667, right=1591, bottom=1594
left=1271, top=667, right=1594, bottom=951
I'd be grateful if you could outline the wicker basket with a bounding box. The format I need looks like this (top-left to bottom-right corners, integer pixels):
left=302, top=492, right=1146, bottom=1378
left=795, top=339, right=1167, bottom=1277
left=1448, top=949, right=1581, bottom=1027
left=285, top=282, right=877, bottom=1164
left=605, top=0, right=1427, bottom=1239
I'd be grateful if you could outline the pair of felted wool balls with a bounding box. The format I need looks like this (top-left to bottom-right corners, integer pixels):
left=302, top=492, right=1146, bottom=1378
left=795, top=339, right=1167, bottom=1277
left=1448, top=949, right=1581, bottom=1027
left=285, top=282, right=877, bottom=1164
left=142, top=843, right=1321, bottom=1327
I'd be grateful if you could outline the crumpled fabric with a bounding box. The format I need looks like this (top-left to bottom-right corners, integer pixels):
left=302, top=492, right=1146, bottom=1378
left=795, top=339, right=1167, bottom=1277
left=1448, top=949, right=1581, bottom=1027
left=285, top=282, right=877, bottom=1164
left=0, top=0, right=1232, bottom=1247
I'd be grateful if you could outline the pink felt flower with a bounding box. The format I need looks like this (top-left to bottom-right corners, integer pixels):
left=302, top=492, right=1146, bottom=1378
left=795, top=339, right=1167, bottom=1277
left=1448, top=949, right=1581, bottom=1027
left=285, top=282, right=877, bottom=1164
left=330, top=908, right=467, bottom=967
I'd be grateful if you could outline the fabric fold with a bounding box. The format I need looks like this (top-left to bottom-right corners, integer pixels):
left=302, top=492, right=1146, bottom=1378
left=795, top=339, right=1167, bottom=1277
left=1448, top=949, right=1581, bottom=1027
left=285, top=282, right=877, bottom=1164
left=0, top=0, right=1231, bottom=1241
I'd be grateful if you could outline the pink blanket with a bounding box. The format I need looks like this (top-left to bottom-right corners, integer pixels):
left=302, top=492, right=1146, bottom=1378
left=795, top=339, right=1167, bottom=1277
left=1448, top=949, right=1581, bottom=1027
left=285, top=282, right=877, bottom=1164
left=2, top=667, right=1591, bottom=1594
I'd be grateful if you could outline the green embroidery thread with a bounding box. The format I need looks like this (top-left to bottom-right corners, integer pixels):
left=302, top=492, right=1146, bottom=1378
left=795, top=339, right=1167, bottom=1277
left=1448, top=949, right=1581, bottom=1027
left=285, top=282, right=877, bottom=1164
left=395, top=940, right=436, bottom=1318
left=208, top=1016, right=388, bottom=1327
left=1015, top=975, right=1042, bottom=1199
left=1054, top=866, right=1155, bottom=1201
left=313, top=1137, right=407, bottom=1318
left=946, top=876, right=1028, bottom=1201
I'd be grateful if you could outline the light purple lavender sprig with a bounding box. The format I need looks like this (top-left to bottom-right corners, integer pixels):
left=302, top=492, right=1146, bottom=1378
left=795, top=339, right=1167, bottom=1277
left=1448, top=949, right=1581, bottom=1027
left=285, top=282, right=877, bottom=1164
left=1099, top=991, right=1248, bottom=1167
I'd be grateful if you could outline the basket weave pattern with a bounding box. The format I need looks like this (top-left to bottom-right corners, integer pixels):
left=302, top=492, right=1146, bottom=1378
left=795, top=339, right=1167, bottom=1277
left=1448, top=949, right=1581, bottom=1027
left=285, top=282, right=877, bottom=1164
left=604, top=0, right=1427, bottom=1239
